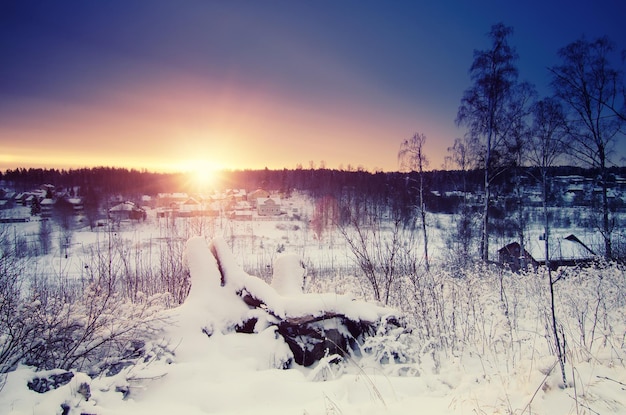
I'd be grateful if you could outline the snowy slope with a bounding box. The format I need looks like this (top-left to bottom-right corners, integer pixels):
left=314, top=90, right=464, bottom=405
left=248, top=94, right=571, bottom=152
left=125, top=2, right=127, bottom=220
left=1, top=217, right=625, bottom=414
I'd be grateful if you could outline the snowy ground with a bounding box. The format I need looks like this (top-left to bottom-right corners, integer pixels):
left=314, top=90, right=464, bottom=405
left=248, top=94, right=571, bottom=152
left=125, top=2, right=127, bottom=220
left=1, top=206, right=625, bottom=414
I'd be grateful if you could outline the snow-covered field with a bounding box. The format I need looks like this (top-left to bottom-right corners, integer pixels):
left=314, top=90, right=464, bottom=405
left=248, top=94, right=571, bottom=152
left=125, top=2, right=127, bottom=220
left=1, top=205, right=625, bottom=415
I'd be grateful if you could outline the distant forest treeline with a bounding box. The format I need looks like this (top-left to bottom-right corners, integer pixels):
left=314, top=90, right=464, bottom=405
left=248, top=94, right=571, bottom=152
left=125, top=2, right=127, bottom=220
left=3, top=165, right=626, bottom=201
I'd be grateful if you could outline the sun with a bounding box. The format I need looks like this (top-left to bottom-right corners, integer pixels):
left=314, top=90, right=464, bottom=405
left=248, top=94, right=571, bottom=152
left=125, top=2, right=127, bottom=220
left=175, top=159, right=223, bottom=190
left=192, top=167, right=215, bottom=188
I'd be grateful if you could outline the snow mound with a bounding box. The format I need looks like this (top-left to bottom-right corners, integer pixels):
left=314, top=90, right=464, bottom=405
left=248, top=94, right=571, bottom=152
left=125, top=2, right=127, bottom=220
left=173, top=236, right=400, bottom=367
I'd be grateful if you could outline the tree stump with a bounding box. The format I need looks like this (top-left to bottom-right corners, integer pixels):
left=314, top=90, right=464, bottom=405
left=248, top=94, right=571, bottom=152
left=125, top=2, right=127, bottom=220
left=184, top=237, right=400, bottom=367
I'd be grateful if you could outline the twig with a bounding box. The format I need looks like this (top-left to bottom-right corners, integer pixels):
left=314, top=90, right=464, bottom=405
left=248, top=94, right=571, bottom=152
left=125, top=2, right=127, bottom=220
left=127, top=372, right=167, bottom=382
left=571, top=365, right=579, bottom=415
left=323, top=394, right=343, bottom=414
left=566, top=393, right=600, bottom=415
left=596, top=375, right=626, bottom=388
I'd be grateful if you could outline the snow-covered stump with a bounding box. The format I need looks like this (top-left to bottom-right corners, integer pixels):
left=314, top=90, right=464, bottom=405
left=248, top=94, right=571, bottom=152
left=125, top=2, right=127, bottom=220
left=180, top=237, right=250, bottom=336
left=182, top=236, right=401, bottom=367
left=271, top=253, right=306, bottom=296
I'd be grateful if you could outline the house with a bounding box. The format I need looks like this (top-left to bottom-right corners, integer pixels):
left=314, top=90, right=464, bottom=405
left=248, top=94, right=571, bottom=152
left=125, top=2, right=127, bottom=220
left=248, top=189, right=270, bottom=207
left=40, top=198, right=55, bottom=218
left=140, top=195, right=155, bottom=208
left=66, top=197, right=84, bottom=213
left=528, top=234, right=597, bottom=269
left=226, top=189, right=247, bottom=202
left=108, top=201, right=146, bottom=221
left=499, top=233, right=597, bottom=272
left=40, top=184, right=55, bottom=196
left=498, top=242, right=539, bottom=272
left=257, top=197, right=282, bottom=216
left=156, top=193, right=189, bottom=208
left=23, top=194, right=36, bottom=206
left=228, top=200, right=253, bottom=220
left=1, top=190, right=16, bottom=202
left=178, top=197, right=202, bottom=217
left=282, top=200, right=302, bottom=219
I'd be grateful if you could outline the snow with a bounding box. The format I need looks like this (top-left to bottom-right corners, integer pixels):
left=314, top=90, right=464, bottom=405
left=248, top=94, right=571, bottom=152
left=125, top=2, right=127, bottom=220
left=270, top=253, right=306, bottom=296
left=6, top=350, right=624, bottom=415
left=1, top=204, right=626, bottom=415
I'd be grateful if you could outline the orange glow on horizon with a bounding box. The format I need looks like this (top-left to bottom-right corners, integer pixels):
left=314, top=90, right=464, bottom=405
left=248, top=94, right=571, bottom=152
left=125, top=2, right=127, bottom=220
left=0, top=76, right=453, bottom=174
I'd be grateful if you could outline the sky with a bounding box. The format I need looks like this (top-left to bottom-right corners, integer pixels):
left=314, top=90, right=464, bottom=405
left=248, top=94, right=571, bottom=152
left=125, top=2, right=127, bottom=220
left=1, top=1, right=625, bottom=174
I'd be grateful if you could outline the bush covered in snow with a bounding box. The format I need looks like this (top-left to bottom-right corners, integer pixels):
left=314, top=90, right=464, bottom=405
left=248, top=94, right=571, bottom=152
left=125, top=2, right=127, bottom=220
left=1, top=226, right=170, bottom=376
left=1, top=281, right=168, bottom=376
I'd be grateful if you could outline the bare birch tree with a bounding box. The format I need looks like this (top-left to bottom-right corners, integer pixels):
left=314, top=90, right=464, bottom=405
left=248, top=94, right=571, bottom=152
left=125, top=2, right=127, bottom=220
left=398, top=133, right=430, bottom=271
left=549, top=35, right=625, bottom=259
left=456, top=23, right=522, bottom=262
left=445, top=137, right=479, bottom=267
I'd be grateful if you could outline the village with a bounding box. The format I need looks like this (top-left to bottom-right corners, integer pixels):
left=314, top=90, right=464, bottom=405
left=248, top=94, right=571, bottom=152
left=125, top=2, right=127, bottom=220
left=0, top=185, right=302, bottom=223
left=1, top=169, right=625, bottom=273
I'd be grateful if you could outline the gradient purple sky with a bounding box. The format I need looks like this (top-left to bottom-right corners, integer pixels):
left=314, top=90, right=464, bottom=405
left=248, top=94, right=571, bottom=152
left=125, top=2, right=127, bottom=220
left=1, top=1, right=625, bottom=173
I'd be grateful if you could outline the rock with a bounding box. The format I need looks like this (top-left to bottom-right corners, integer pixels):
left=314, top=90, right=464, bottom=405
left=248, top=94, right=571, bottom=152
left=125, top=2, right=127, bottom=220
left=77, top=382, right=91, bottom=401
left=106, top=361, right=134, bottom=377
left=115, top=385, right=130, bottom=399
left=27, top=371, right=74, bottom=393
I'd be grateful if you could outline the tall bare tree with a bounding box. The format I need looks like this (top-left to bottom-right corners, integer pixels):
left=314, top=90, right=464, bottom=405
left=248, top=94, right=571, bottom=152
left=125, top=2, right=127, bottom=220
left=528, top=97, right=568, bottom=385
left=445, top=137, right=478, bottom=267
left=446, top=137, right=476, bottom=192
left=505, top=82, right=536, bottom=269
left=549, top=36, right=625, bottom=259
left=399, top=133, right=430, bottom=271
left=456, top=23, right=522, bottom=262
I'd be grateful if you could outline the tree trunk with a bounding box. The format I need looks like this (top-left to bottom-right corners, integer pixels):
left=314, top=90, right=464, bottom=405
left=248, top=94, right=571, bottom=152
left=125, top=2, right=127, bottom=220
left=482, top=164, right=490, bottom=262
left=482, top=121, right=493, bottom=263
left=419, top=167, right=430, bottom=271
left=421, top=205, right=429, bottom=271
left=517, top=169, right=525, bottom=270
left=542, top=171, right=550, bottom=273
left=601, top=155, right=612, bottom=259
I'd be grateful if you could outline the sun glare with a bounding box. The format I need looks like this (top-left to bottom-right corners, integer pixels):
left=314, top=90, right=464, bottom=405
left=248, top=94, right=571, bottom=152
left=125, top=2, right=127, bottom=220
left=192, top=167, right=215, bottom=188
left=167, top=159, right=224, bottom=191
